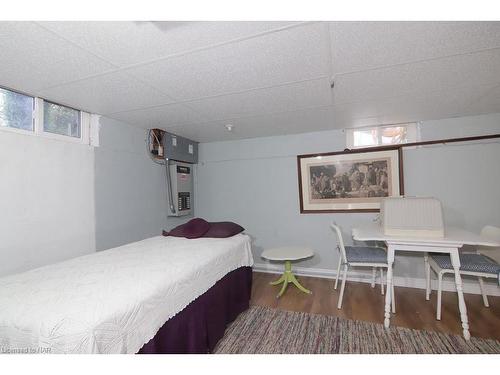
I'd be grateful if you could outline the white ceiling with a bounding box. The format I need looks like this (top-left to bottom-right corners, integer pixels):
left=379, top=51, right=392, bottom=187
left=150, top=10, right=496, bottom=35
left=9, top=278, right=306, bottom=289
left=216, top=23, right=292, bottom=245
left=1, top=21, right=500, bottom=142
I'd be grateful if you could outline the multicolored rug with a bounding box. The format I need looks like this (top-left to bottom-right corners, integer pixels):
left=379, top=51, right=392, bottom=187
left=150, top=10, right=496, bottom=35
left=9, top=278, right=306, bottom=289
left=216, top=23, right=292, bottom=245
left=214, top=306, right=500, bottom=354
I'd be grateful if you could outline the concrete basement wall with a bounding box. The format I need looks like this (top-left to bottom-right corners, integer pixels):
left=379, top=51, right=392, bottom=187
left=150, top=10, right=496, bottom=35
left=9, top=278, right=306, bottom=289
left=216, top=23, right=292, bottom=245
left=194, top=113, right=500, bottom=295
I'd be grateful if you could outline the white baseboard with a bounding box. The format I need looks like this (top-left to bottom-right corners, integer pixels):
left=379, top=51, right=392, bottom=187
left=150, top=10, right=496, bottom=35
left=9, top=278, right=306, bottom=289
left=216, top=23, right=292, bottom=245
left=252, top=262, right=500, bottom=297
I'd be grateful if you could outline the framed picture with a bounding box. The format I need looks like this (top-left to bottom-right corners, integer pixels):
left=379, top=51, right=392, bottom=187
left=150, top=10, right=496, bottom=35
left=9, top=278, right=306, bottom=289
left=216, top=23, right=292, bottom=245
left=297, top=146, right=403, bottom=213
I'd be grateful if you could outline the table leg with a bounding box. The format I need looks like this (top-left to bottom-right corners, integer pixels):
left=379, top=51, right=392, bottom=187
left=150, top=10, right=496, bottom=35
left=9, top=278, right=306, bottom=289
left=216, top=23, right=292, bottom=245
left=289, top=272, right=312, bottom=294
left=272, top=261, right=311, bottom=298
left=449, top=248, right=471, bottom=340
left=276, top=276, right=288, bottom=298
left=270, top=273, right=286, bottom=285
left=424, top=252, right=431, bottom=301
left=384, top=245, right=395, bottom=329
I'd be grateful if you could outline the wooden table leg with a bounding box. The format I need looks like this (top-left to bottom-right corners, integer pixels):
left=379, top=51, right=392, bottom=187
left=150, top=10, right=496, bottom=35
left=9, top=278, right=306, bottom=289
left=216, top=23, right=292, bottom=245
left=449, top=248, right=471, bottom=340
left=384, top=245, right=395, bottom=329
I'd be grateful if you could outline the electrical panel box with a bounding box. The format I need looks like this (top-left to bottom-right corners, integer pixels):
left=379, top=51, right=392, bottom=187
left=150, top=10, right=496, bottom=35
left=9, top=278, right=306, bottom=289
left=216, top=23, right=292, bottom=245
left=162, top=132, right=198, bottom=164
left=168, top=162, right=193, bottom=217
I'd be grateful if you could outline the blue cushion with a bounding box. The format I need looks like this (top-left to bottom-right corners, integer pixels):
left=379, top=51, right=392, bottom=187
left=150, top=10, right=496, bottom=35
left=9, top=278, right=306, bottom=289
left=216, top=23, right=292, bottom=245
left=431, top=253, right=500, bottom=274
left=345, top=246, right=387, bottom=264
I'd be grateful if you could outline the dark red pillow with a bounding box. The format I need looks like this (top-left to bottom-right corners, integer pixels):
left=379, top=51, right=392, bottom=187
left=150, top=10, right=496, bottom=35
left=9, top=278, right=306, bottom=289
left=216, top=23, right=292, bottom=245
left=166, top=222, right=191, bottom=237
left=203, top=222, right=244, bottom=238
left=163, top=218, right=210, bottom=239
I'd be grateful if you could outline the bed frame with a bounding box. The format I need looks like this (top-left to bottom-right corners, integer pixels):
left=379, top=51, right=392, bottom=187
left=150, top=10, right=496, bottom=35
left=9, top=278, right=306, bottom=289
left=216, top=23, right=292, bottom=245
left=138, top=266, right=252, bottom=354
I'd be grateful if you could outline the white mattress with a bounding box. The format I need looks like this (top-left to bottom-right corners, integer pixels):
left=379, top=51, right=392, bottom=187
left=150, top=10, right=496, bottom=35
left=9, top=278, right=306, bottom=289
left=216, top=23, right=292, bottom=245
left=0, top=234, right=253, bottom=354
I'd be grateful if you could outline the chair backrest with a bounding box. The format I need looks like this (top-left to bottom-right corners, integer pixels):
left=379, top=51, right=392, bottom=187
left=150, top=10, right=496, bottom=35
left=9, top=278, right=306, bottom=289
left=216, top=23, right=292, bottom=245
left=330, top=222, right=347, bottom=263
left=478, top=225, right=500, bottom=263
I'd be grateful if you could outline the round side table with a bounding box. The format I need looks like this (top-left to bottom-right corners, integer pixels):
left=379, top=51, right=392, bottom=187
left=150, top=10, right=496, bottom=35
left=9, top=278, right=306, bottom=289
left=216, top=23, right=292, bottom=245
left=261, top=246, right=314, bottom=298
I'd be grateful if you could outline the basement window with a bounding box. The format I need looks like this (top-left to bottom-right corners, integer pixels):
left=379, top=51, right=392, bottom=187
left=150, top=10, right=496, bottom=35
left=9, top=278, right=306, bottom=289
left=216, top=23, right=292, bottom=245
left=0, top=86, right=94, bottom=145
left=43, top=101, right=81, bottom=138
left=0, top=87, right=34, bottom=132
left=346, top=123, right=419, bottom=149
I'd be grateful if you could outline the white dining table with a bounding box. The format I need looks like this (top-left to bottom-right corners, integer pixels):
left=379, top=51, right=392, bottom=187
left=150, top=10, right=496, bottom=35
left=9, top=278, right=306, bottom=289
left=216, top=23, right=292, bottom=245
left=352, top=223, right=500, bottom=340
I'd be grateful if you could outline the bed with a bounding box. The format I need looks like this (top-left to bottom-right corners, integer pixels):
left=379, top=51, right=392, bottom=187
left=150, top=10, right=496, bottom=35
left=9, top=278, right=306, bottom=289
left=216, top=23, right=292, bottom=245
left=0, top=234, right=253, bottom=354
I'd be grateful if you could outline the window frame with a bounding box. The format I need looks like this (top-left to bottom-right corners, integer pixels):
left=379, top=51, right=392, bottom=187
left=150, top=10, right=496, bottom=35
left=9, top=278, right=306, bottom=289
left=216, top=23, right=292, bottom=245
left=345, top=122, right=420, bottom=149
left=38, top=98, right=90, bottom=144
left=0, top=86, right=36, bottom=134
left=0, top=85, right=91, bottom=145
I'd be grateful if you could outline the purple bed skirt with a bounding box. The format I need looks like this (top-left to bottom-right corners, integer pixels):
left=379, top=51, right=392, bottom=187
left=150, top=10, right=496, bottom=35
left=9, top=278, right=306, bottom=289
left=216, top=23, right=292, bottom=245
left=138, top=266, right=252, bottom=354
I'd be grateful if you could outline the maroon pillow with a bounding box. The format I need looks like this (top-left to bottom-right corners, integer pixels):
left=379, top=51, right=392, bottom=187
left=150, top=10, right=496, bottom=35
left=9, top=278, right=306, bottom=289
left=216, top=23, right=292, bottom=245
left=162, top=218, right=210, bottom=239
left=203, top=222, right=244, bottom=238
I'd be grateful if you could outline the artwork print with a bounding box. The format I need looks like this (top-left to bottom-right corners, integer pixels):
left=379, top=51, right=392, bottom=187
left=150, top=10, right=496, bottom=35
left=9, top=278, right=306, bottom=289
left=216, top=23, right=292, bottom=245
left=298, top=147, right=403, bottom=213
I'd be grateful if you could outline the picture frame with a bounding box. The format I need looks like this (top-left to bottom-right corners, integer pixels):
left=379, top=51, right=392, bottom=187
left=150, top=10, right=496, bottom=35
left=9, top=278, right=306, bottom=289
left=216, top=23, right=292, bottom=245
left=297, top=146, right=404, bottom=213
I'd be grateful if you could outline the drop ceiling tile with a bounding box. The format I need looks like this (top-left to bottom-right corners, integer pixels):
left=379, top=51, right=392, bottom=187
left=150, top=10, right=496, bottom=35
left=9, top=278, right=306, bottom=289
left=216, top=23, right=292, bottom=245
left=366, top=84, right=496, bottom=124
left=186, top=78, right=332, bottom=121
left=238, top=105, right=336, bottom=135
left=333, top=82, right=499, bottom=128
left=128, top=22, right=331, bottom=100
left=332, top=101, right=380, bottom=121
left=38, top=21, right=301, bottom=67
left=0, top=22, right=114, bottom=93
left=334, top=48, right=500, bottom=105
left=166, top=105, right=336, bottom=142
left=2, top=20, right=498, bottom=144
left=37, top=71, right=174, bottom=115
left=330, top=21, right=500, bottom=74
left=161, top=123, right=229, bottom=143
left=465, top=84, right=500, bottom=115
left=108, top=103, right=203, bottom=129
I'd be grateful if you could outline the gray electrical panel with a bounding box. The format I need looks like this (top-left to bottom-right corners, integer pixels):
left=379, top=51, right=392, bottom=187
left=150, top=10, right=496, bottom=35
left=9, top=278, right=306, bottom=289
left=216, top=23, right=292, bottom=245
left=162, top=132, right=198, bottom=164
left=168, top=162, right=193, bottom=217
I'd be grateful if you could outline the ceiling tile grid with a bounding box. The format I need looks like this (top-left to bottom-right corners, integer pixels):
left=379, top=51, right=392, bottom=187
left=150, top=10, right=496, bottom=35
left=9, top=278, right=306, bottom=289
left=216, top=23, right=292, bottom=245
left=108, top=102, right=204, bottom=129
left=0, top=22, right=115, bottom=93
left=0, top=21, right=499, bottom=142
left=36, top=70, right=176, bottom=115
left=329, top=21, right=500, bottom=74
left=126, top=22, right=331, bottom=101
left=165, top=105, right=337, bottom=142
left=37, top=21, right=302, bottom=67
left=333, top=48, right=500, bottom=106
left=183, top=77, right=333, bottom=122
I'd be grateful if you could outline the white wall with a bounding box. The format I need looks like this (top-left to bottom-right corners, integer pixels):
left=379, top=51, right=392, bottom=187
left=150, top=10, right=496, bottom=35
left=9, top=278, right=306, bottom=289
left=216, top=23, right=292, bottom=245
left=0, top=115, right=191, bottom=277
left=0, top=130, right=95, bottom=276
left=94, top=117, right=190, bottom=251
left=195, top=113, right=500, bottom=294
left=1, top=111, right=499, bottom=293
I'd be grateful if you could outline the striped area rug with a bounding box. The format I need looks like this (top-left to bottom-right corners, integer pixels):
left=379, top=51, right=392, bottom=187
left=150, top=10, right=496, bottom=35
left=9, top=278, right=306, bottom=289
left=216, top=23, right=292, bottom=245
left=214, top=306, right=500, bottom=354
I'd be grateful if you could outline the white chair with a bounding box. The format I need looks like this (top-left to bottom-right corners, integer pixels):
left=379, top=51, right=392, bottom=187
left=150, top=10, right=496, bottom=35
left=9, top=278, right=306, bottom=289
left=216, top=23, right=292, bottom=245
left=425, top=225, right=500, bottom=320
left=331, top=222, right=395, bottom=312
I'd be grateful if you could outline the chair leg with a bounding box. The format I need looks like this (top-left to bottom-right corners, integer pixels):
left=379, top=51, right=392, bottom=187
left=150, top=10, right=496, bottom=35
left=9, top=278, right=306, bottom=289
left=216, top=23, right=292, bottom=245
left=334, top=257, right=342, bottom=290
left=380, top=268, right=385, bottom=295
left=391, top=282, right=396, bottom=314
left=337, top=264, right=348, bottom=309
left=436, top=272, right=443, bottom=320
left=424, top=253, right=431, bottom=301
left=478, top=277, right=490, bottom=307
left=371, top=267, right=376, bottom=288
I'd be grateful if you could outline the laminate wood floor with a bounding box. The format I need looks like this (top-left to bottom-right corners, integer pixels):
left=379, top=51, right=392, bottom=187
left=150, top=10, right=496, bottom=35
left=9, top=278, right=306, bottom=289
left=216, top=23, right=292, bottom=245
left=250, top=272, right=500, bottom=340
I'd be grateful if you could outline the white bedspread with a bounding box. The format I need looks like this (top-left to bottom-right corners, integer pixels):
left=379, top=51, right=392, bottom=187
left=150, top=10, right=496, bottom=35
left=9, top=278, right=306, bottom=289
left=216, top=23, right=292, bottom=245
left=0, top=234, right=253, bottom=354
